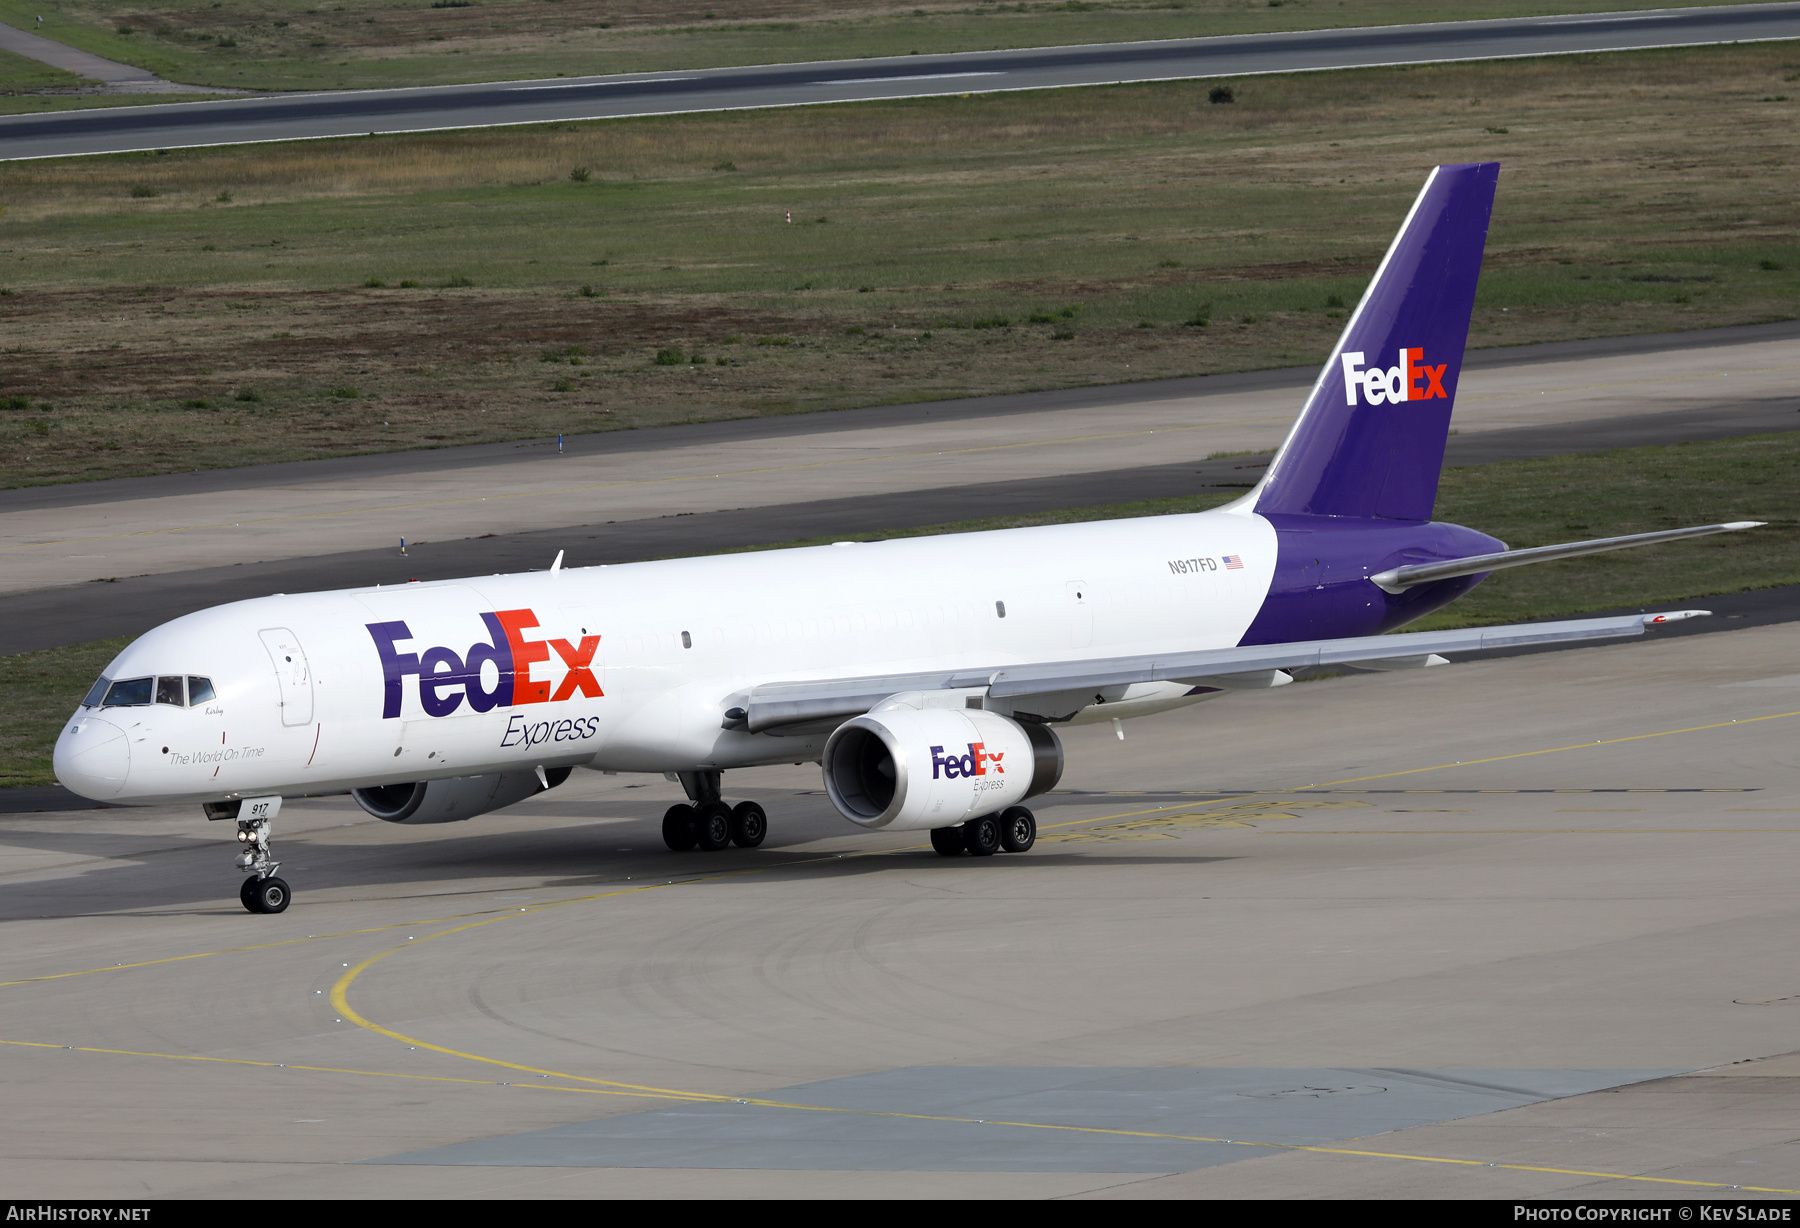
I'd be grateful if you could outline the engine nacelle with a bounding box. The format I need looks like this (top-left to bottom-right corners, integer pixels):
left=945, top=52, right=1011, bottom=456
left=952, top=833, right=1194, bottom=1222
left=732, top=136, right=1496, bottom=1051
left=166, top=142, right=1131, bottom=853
left=822, top=707, right=1062, bottom=831
left=352, top=767, right=571, bottom=825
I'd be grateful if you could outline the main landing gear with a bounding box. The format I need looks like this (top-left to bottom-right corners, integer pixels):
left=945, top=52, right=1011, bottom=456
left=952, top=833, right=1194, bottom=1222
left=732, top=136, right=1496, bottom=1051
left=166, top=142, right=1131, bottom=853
left=234, top=806, right=291, bottom=914
left=661, top=770, right=768, bottom=852
left=931, top=805, right=1037, bottom=857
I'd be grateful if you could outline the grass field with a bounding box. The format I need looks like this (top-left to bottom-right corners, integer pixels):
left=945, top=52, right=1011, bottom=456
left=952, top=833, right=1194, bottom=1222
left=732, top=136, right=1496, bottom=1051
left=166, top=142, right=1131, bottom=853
left=4, top=430, right=1792, bottom=789
left=1, top=635, right=128, bottom=788
left=0, top=0, right=1774, bottom=96
left=0, top=43, right=1796, bottom=488
left=0, top=45, right=81, bottom=93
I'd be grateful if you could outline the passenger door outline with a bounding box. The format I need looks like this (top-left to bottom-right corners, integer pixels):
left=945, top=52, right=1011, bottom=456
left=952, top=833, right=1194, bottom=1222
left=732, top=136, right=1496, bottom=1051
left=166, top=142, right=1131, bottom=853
left=258, top=627, right=315, bottom=727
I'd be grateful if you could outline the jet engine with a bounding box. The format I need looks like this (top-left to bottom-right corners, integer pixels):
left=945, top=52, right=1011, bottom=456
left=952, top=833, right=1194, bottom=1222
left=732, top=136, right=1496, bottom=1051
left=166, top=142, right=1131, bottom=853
left=822, top=706, right=1062, bottom=831
left=351, top=767, right=571, bottom=825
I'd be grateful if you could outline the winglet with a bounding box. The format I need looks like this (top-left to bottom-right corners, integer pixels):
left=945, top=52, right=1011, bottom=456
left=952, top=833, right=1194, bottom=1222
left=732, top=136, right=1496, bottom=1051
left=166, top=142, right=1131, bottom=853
left=1646, top=610, right=1709, bottom=624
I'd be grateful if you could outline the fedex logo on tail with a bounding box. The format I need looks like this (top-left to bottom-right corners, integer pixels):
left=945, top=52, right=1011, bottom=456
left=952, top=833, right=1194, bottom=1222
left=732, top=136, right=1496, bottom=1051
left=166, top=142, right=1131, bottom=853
left=931, top=742, right=1004, bottom=780
left=1340, top=349, right=1449, bottom=407
left=366, top=609, right=601, bottom=719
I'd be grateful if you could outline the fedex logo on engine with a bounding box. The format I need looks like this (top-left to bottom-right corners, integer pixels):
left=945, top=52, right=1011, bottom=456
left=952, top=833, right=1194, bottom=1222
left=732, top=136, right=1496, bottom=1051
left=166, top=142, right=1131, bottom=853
left=931, top=742, right=1004, bottom=780
left=365, top=610, right=600, bottom=719
left=1340, top=349, right=1449, bottom=407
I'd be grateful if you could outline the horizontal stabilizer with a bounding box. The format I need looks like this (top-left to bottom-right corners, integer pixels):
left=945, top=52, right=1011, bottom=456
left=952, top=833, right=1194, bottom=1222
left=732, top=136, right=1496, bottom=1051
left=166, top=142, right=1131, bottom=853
left=741, top=610, right=1707, bottom=732
left=1368, top=522, right=1765, bottom=593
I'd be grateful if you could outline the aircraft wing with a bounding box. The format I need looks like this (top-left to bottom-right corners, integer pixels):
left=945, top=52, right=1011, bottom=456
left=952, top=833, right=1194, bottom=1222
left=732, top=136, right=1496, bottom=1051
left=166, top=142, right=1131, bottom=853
left=737, top=610, right=1710, bottom=733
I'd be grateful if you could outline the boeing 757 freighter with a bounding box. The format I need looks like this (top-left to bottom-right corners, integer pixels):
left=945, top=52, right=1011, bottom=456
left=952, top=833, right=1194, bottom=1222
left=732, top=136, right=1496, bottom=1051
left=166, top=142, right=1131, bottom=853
left=54, top=163, right=1760, bottom=913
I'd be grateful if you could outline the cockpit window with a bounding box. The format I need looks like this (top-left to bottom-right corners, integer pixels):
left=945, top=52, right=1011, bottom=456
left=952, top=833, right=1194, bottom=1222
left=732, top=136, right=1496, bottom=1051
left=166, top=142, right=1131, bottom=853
left=91, top=675, right=215, bottom=708
left=102, top=677, right=153, bottom=707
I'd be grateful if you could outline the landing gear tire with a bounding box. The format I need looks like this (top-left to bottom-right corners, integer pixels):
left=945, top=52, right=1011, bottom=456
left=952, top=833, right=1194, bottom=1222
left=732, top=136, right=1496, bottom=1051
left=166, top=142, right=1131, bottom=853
left=999, top=806, right=1037, bottom=853
left=662, top=804, right=699, bottom=851
left=962, top=815, right=1001, bottom=857
left=929, top=827, right=965, bottom=857
left=695, top=802, right=733, bottom=851
left=244, top=876, right=290, bottom=914
left=729, top=801, right=767, bottom=848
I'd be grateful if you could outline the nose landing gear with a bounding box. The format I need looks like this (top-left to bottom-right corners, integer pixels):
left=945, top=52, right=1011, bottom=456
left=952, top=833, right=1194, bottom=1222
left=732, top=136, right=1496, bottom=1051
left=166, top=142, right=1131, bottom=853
left=231, top=799, right=291, bottom=914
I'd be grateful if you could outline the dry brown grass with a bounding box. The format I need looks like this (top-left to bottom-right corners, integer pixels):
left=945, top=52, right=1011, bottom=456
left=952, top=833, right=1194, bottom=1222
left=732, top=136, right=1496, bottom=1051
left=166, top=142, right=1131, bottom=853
left=0, top=283, right=1346, bottom=482
left=1, top=44, right=1796, bottom=485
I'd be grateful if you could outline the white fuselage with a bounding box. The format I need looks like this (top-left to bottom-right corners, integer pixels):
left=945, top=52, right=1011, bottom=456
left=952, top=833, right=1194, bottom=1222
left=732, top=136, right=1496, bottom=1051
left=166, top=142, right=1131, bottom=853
left=55, top=508, right=1277, bottom=807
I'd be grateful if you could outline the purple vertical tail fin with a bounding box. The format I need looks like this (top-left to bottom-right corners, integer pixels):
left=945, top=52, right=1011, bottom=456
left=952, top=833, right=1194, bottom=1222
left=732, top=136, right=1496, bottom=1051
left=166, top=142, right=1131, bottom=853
left=1253, top=163, right=1499, bottom=522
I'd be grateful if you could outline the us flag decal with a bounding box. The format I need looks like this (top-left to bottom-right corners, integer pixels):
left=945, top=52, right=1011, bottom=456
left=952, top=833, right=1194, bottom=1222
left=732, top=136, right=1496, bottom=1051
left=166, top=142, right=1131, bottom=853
left=1222, top=555, right=1244, bottom=569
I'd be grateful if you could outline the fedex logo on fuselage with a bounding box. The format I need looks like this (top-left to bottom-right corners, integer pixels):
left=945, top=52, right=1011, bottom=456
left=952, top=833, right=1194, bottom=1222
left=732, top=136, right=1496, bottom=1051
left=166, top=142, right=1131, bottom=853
left=931, top=742, right=1004, bottom=780
left=366, top=610, right=600, bottom=719
left=1340, top=348, right=1449, bottom=407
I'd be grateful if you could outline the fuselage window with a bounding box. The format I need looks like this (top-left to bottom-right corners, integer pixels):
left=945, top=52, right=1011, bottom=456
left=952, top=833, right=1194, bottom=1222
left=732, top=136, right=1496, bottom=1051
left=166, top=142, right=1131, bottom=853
left=81, top=677, right=111, bottom=708
left=156, top=676, right=186, bottom=707
left=102, top=677, right=154, bottom=707
left=188, top=677, right=216, bottom=705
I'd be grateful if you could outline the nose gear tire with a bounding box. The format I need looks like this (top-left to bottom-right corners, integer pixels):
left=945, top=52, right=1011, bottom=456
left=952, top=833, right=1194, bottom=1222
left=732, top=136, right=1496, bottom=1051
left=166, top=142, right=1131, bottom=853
left=243, top=877, right=290, bottom=914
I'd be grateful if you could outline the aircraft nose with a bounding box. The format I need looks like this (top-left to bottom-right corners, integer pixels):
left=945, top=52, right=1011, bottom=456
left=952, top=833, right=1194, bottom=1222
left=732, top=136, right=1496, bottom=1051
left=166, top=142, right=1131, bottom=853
left=55, top=716, right=129, bottom=800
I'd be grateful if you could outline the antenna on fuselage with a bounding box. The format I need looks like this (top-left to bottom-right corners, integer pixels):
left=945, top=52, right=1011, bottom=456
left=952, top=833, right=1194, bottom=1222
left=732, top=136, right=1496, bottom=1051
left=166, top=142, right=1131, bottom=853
left=550, top=550, right=564, bottom=574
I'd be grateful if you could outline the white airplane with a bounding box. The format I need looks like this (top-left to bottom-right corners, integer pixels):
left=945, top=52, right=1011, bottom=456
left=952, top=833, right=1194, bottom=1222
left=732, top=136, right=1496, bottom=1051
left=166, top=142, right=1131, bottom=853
left=54, top=162, right=1760, bottom=914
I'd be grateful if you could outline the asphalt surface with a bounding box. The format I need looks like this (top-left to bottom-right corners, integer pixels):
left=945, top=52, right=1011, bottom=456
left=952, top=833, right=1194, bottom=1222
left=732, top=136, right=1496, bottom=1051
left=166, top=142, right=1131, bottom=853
left=3, top=4, right=1798, bottom=159
left=5, top=622, right=1799, bottom=1196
